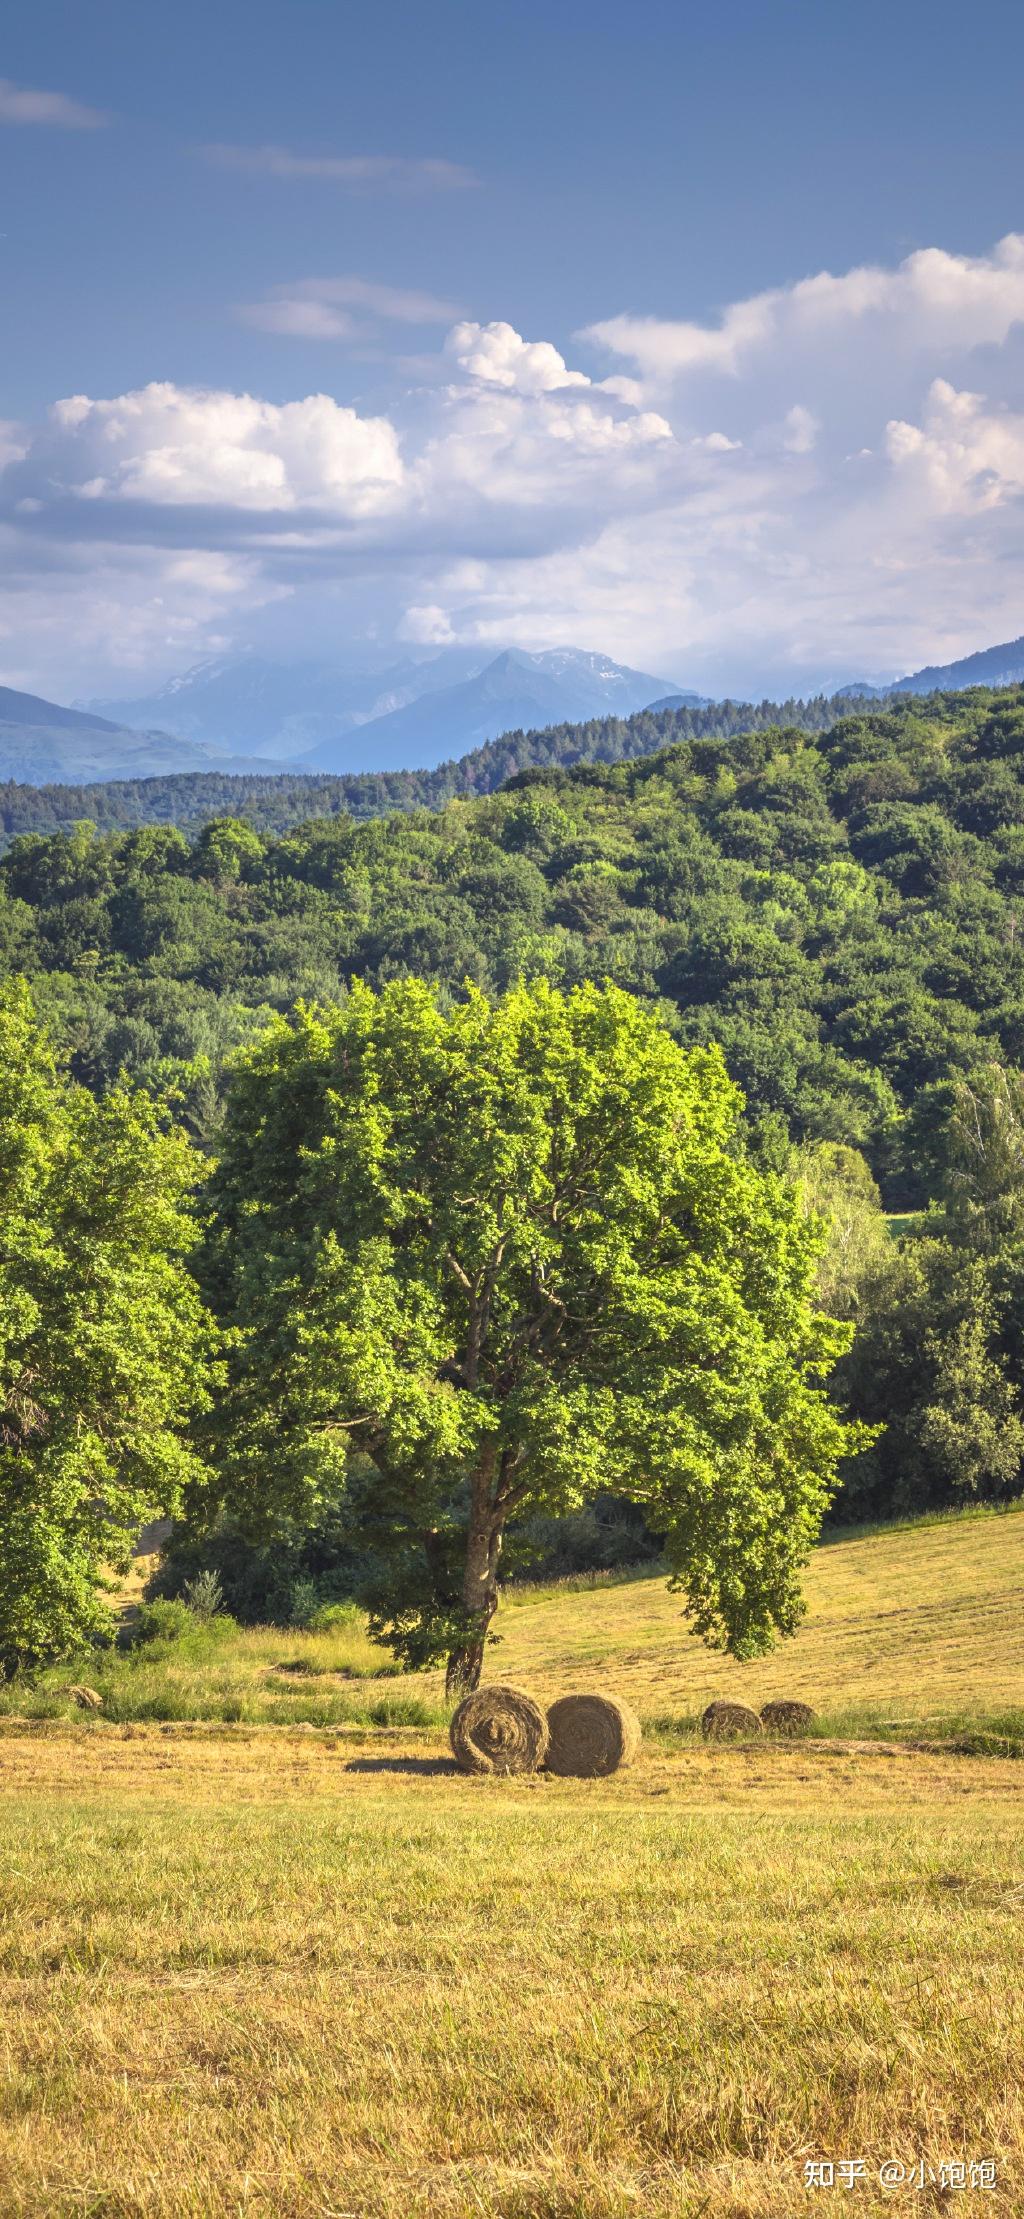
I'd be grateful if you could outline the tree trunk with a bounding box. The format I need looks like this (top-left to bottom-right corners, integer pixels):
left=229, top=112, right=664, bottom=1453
left=445, top=1452, right=504, bottom=1699
left=445, top=1635, right=488, bottom=1700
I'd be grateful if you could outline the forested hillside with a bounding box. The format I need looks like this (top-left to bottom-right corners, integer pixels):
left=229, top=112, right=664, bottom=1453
left=0, top=690, right=874, bottom=839
left=0, top=685, right=1018, bottom=1175
left=6, top=682, right=1024, bottom=1526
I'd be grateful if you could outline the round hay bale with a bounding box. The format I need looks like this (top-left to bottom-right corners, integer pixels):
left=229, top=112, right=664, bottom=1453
left=545, top=1693, right=642, bottom=1777
left=450, top=1683, right=548, bottom=1776
left=760, top=1699, right=816, bottom=1736
left=65, top=1685, right=103, bottom=1712
left=701, top=1699, right=762, bottom=1741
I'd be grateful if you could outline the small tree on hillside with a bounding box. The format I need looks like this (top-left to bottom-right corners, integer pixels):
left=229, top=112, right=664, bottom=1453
left=200, top=977, right=866, bottom=1693
left=0, top=982, right=216, bottom=1676
left=938, top=1062, right=1024, bottom=1253
left=792, top=1141, right=891, bottom=1317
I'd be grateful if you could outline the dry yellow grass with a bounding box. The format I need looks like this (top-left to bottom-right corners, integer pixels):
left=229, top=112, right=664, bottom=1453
left=8, top=1505, right=1022, bottom=1741
left=1, top=1723, right=1023, bottom=2214
left=487, top=1505, right=1024, bottom=1730
left=2, top=1510, right=1024, bottom=2216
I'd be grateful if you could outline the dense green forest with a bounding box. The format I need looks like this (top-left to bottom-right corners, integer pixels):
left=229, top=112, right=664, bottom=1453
left=5, top=679, right=1024, bottom=1586
left=0, top=690, right=872, bottom=839
left=1, top=686, right=1021, bottom=1178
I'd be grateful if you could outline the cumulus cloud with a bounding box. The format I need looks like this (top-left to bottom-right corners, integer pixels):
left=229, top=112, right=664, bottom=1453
left=585, top=295, right=775, bottom=381
left=10, top=240, right=1024, bottom=699
left=0, top=77, right=107, bottom=128
left=0, top=422, right=27, bottom=471
left=584, top=234, right=1024, bottom=386
left=0, top=534, right=281, bottom=698
left=399, top=604, right=457, bottom=645
left=40, top=383, right=405, bottom=514
left=782, top=405, right=819, bottom=454
left=202, top=143, right=475, bottom=190
left=446, top=321, right=593, bottom=394
left=240, top=275, right=462, bottom=339
left=886, top=379, right=1024, bottom=511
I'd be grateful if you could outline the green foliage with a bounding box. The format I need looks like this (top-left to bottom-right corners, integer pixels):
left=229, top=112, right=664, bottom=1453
left=180, top=1568, right=224, bottom=1620
left=197, top=975, right=866, bottom=1673
left=287, top=1579, right=321, bottom=1630
left=307, top=1599, right=364, bottom=1634
left=4, top=686, right=1024, bottom=1201
left=0, top=982, right=218, bottom=1675
left=147, top=1505, right=366, bottom=1625
left=936, top=1063, right=1024, bottom=1254
left=133, top=1598, right=196, bottom=1645
left=0, top=690, right=884, bottom=841
left=793, top=1142, right=892, bottom=1317
left=505, top=1496, right=661, bottom=1582
left=834, top=1238, right=1024, bottom=1517
left=7, top=682, right=1024, bottom=1556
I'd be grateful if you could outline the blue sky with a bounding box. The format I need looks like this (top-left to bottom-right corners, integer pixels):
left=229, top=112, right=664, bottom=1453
left=4, top=0, right=1024, bottom=699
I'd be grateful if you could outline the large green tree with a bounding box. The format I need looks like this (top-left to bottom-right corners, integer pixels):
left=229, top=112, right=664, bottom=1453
left=0, top=982, right=216, bottom=1676
left=201, top=976, right=865, bottom=1692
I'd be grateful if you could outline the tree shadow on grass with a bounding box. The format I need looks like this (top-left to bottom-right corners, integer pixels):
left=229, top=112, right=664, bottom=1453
left=345, top=1755, right=459, bottom=1776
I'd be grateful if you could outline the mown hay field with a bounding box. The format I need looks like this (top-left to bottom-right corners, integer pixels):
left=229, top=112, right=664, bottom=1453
left=493, top=1503, right=1024, bottom=1740
left=3, top=1503, right=1022, bottom=1741
left=2, top=1507, right=1024, bottom=2216
left=1, top=1729, right=1022, bottom=2217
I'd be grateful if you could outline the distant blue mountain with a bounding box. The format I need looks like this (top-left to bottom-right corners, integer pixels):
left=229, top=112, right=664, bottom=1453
left=90, top=645, right=691, bottom=771
left=88, top=651, right=487, bottom=760
left=0, top=684, right=280, bottom=783
left=0, top=685, right=124, bottom=736
left=842, top=634, right=1024, bottom=698
left=889, top=634, right=1024, bottom=694
left=298, top=648, right=694, bottom=774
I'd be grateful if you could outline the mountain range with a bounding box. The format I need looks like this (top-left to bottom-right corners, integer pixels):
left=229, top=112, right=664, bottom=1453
left=86, top=646, right=697, bottom=774
left=889, top=636, right=1024, bottom=694
left=0, top=686, right=281, bottom=785
left=2, top=631, right=1023, bottom=788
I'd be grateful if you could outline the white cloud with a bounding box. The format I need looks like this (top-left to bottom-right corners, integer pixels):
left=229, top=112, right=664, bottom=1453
left=415, top=378, right=674, bottom=528
left=584, top=234, right=1024, bottom=386
left=399, top=604, right=456, bottom=644
left=595, top=374, right=649, bottom=406
left=446, top=321, right=592, bottom=394
left=886, top=379, right=1024, bottom=511
left=0, top=77, right=107, bottom=128
left=202, top=144, right=475, bottom=190
left=241, top=298, right=358, bottom=341
left=0, top=422, right=27, bottom=471
left=0, top=535, right=280, bottom=698
left=239, top=275, right=461, bottom=340
left=782, top=405, right=819, bottom=454
left=584, top=294, right=775, bottom=381
left=44, top=383, right=405, bottom=514
left=11, top=240, right=1024, bottom=700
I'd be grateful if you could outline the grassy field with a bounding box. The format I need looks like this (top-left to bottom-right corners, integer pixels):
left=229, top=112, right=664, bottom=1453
left=494, top=1501, right=1024, bottom=1747
left=3, top=1500, right=1023, bottom=1745
left=2, top=1507, right=1024, bottom=2215
left=0, top=1604, right=441, bottom=1729
left=1, top=1729, right=1022, bottom=2217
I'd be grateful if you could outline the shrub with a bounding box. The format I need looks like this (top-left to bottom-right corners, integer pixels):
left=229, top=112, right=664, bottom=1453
left=181, top=1569, right=224, bottom=1620
left=132, top=1597, right=237, bottom=1651
left=308, top=1600, right=363, bottom=1634
left=288, top=1578, right=320, bottom=1629
left=146, top=1513, right=365, bottom=1626
left=134, top=1598, right=195, bottom=1646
